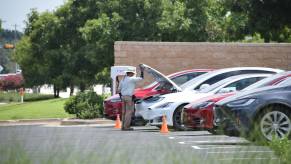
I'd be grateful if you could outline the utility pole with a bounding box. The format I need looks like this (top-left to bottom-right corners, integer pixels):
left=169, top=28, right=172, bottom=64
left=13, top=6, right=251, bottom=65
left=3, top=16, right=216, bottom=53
left=13, top=24, right=19, bottom=73
left=0, top=20, right=6, bottom=42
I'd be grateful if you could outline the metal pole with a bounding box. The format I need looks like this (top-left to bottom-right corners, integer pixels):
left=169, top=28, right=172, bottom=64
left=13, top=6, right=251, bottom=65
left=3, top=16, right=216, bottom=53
left=13, top=24, right=18, bottom=73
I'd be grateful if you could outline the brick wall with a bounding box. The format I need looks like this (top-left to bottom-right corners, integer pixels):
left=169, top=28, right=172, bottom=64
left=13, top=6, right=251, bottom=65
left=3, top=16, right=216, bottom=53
left=114, top=41, right=291, bottom=86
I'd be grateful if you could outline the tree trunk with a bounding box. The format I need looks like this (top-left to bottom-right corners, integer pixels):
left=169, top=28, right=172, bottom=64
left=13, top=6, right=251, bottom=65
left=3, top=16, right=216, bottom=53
left=70, top=84, right=74, bottom=96
left=53, top=85, right=57, bottom=98
left=80, top=83, right=85, bottom=92
left=264, top=32, right=271, bottom=43
left=102, top=85, right=106, bottom=94
left=56, top=88, right=60, bottom=98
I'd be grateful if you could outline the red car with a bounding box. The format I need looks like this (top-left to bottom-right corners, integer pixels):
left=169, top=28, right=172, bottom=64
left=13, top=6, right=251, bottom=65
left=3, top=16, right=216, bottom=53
left=182, top=71, right=291, bottom=130
left=103, top=69, right=213, bottom=120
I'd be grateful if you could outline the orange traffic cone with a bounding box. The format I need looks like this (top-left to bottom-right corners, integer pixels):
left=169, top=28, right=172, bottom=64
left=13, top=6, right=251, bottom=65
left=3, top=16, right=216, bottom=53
left=115, top=114, right=122, bottom=129
left=160, top=115, right=169, bottom=134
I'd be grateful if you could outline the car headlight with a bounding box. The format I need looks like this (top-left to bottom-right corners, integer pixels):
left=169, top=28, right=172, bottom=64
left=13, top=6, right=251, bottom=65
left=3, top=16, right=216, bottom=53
left=226, top=98, right=256, bottom=107
left=144, top=96, right=164, bottom=102
left=156, top=102, right=174, bottom=108
left=191, top=101, right=214, bottom=109
left=110, top=98, right=121, bottom=103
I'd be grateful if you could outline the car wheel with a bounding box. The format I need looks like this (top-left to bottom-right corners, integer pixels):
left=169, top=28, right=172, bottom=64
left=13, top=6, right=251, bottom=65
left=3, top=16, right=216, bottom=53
left=207, top=128, right=218, bottom=135
left=252, top=105, right=291, bottom=141
left=173, top=105, right=189, bottom=131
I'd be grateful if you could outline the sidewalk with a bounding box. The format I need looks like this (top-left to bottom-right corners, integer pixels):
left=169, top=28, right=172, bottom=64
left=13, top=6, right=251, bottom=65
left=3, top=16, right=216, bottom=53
left=0, top=118, right=115, bottom=126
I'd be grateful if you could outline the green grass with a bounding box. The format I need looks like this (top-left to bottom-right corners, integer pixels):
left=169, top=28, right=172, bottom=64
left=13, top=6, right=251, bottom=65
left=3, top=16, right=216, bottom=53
left=0, top=91, right=55, bottom=103
left=0, top=99, right=73, bottom=120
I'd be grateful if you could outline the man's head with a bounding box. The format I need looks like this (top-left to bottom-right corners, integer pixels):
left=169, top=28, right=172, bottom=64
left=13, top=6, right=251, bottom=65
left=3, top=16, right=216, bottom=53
left=125, top=68, right=136, bottom=77
left=126, top=71, right=135, bottom=77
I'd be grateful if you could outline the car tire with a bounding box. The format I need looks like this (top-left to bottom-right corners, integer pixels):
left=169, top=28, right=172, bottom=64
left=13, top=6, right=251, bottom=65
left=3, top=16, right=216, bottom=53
left=250, top=105, right=291, bottom=142
left=173, top=104, right=190, bottom=131
left=207, top=127, right=219, bottom=135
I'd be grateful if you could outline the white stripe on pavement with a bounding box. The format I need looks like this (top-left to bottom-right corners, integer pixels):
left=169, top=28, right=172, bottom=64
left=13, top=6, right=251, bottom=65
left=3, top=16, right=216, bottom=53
left=192, top=146, right=202, bottom=149
left=218, top=158, right=278, bottom=161
left=207, top=150, right=273, bottom=154
left=177, top=140, right=249, bottom=144
left=192, top=145, right=243, bottom=150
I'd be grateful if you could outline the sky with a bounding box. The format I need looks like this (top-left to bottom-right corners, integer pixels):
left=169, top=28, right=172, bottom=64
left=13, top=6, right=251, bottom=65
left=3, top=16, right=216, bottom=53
left=0, top=0, right=65, bottom=32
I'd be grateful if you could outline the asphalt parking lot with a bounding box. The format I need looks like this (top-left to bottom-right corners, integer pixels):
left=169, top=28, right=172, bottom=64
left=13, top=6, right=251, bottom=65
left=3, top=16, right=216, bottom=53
left=0, top=124, right=280, bottom=164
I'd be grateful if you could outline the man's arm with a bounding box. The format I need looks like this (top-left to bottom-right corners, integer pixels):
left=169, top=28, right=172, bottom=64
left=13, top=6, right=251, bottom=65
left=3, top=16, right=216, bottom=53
left=139, top=64, right=144, bottom=79
left=130, top=76, right=143, bottom=82
left=117, top=80, right=122, bottom=98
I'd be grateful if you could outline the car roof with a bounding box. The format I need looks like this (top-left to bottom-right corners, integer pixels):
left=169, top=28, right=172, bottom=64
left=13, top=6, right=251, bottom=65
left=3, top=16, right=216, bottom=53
left=199, top=74, right=271, bottom=93
left=244, top=71, right=291, bottom=90
left=278, top=77, right=291, bottom=86
left=167, top=69, right=214, bottom=78
left=216, top=83, right=291, bottom=106
left=180, top=67, right=284, bottom=91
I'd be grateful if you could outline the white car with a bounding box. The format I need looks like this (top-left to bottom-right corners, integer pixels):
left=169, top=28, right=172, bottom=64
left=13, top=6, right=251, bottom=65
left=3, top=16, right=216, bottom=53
left=137, top=67, right=284, bottom=130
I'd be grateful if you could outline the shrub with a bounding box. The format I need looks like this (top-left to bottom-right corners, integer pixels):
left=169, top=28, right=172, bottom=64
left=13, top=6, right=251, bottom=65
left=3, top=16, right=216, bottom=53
left=0, top=74, right=24, bottom=91
left=64, top=91, right=107, bottom=119
left=269, top=138, right=291, bottom=164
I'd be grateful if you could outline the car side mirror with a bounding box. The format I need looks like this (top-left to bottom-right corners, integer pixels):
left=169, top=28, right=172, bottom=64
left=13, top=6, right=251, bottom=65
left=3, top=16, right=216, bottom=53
left=199, top=84, right=210, bottom=90
left=170, top=87, right=177, bottom=92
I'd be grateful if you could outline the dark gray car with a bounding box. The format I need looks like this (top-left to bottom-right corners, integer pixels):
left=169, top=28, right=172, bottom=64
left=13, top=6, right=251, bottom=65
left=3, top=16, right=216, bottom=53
left=214, top=84, right=291, bottom=141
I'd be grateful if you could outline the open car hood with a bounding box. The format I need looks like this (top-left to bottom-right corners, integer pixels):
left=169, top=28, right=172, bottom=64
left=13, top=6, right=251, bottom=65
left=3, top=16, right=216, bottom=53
left=140, top=64, right=182, bottom=92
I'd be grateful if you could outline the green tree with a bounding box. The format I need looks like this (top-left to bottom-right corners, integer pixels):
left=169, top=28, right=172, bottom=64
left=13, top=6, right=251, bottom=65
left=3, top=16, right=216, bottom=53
left=157, top=0, right=208, bottom=41
left=226, top=0, right=291, bottom=42
left=206, top=0, right=249, bottom=42
left=16, top=0, right=262, bottom=95
left=14, top=11, right=66, bottom=97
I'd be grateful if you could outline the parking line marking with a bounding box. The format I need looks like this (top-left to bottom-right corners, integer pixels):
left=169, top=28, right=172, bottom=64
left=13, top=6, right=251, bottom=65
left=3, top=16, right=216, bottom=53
left=218, top=157, right=278, bottom=161
left=42, top=124, right=115, bottom=127
left=191, top=145, right=243, bottom=150
left=207, top=150, right=273, bottom=154
left=167, top=136, right=230, bottom=139
left=192, top=146, right=202, bottom=149
left=168, top=137, right=175, bottom=139
left=178, top=142, right=185, bottom=144
left=176, top=140, right=249, bottom=145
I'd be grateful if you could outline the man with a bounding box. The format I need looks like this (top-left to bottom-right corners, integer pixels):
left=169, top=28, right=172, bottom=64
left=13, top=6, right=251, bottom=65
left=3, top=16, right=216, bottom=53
left=118, top=65, right=144, bottom=131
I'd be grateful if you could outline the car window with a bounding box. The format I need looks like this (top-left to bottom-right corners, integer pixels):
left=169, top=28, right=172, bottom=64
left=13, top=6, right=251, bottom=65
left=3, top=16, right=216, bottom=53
left=195, top=71, right=240, bottom=90
left=278, top=77, right=291, bottom=86
left=239, top=70, right=277, bottom=74
left=171, top=72, right=205, bottom=86
left=244, top=73, right=291, bottom=91
left=142, top=81, right=158, bottom=89
left=195, top=70, right=275, bottom=90
left=218, top=77, right=265, bottom=93
left=152, top=72, right=207, bottom=90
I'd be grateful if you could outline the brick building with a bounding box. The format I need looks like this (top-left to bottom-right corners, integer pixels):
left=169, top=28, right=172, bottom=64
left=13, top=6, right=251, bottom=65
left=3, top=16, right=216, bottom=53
left=114, top=41, right=291, bottom=86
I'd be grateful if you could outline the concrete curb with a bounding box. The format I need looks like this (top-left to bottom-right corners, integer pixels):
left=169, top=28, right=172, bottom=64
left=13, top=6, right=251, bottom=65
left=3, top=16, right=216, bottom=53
left=60, top=118, right=115, bottom=125
left=0, top=118, right=115, bottom=126
left=0, top=118, right=62, bottom=124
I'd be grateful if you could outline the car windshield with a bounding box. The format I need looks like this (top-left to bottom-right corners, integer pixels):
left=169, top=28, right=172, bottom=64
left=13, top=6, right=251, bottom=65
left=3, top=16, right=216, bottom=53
left=142, top=81, right=158, bottom=89
left=180, top=71, right=214, bottom=90
left=198, top=76, right=238, bottom=93
left=244, top=71, right=291, bottom=91
left=143, top=71, right=207, bottom=89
